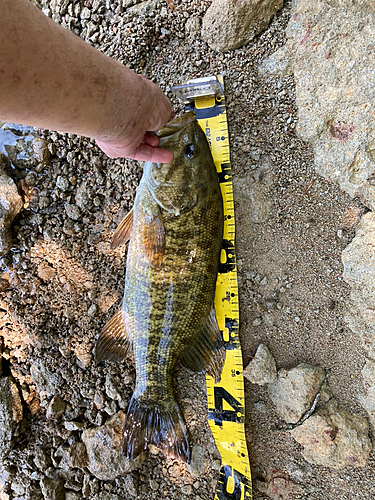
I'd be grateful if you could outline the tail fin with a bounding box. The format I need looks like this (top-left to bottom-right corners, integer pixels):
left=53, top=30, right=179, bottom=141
left=122, top=395, right=190, bottom=463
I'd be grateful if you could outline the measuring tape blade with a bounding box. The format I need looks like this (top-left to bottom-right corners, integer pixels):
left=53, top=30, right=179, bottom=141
left=172, top=76, right=253, bottom=500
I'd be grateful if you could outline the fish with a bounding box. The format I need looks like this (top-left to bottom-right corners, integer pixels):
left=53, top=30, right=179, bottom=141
left=95, top=111, right=225, bottom=463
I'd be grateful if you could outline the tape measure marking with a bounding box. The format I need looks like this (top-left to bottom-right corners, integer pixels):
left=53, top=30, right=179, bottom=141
left=188, top=76, right=253, bottom=500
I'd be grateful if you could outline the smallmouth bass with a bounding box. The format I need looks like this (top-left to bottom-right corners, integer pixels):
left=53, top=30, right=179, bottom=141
left=96, top=111, right=225, bottom=462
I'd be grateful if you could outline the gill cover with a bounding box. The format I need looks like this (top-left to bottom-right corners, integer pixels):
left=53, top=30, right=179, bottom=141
left=144, top=111, right=210, bottom=216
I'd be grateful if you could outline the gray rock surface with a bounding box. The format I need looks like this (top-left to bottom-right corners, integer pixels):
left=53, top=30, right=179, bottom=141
left=202, top=0, right=283, bottom=52
left=0, top=377, right=23, bottom=461
left=93, top=494, right=127, bottom=500
left=40, top=477, right=65, bottom=500
left=243, top=343, right=277, bottom=385
left=65, top=493, right=81, bottom=500
left=82, top=411, right=144, bottom=480
left=46, top=395, right=66, bottom=419
left=58, top=442, right=88, bottom=469
left=33, top=448, right=52, bottom=471
left=30, top=359, right=63, bottom=397
left=188, top=444, right=205, bottom=478
left=259, top=0, right=375, bottom=209
left=32, top=138, right=51, bottom=164
left=342, top=212, right=375, bottom=348
left=268, top=363, right=327, bottom=423
left=341, top=212, right=375, bottom=423
left=0, top=154, right=23, bottom=255
left=256, top=470, right=304, bottom=499
left=359, top=358, right=375, bottom=427
left=290, top=399, right=371, bottom=469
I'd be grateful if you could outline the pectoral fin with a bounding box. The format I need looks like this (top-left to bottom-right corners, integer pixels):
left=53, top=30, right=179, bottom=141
left=95, top=310, right=132, bottom=363
left=180, top=305, right=225, bottom=383
left=110, top=209, right=133, bottom=250
left=140, top=208, right=165, bottom=266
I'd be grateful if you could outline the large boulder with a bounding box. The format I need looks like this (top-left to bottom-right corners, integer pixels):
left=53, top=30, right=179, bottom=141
left=202, top=0, right=283, bottom=52
left=259, top=0, right=375, bottom=209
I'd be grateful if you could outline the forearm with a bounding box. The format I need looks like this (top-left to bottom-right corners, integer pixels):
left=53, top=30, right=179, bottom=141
left=0, top=0, right=155, bottom=142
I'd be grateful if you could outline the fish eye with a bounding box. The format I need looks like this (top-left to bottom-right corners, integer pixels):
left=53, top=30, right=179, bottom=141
left=185, top=143, right=198, bottom=158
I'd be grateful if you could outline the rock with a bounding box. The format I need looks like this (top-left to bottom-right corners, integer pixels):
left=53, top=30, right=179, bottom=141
left=75, top=185, right=89, bottom=210
left=59, top=443, right=88, bottom=469
left=185, top=16, right=201, bottom=35
left=201, top=0, right=283, bottom=52
left=290, top=399, right=371, bottom=469
left=82, top=412, right=144, bottom=480
left=73, top=344, right=92, bottom=369
left=63, top=421, right=84, bottom=431
left=92, top=493, right=125, bottom=500
left=341, top=212, right=375, bottom=422
left=37, top=262, right=55, bottom=281
left=65, top=204, right=81, bottom=221
left=33, top=138, right=51, bottom=164
left=127, top=0, right=160, bottom=14
left=268, top=363, right=327, bottom=423
left=342, top=212, right=375, bottom=346
left=39, top=477, right=65, bottom=500
left=80, top=6, right=91, bottom=19
left=46, top=395, right=66, bottom=419
left=259, top=0, right=375, bottom=210
left=65, top=493, right=81, bottom=500
left=243, top=344, right=277, bottom=385
left=358, top=358, right=375, bottom=427
left=0, top=463, right=13, bottom=500
left=0, top=154, right=24, bottom=255
left=105, top=374, right=122, bottom=402
left=33, top=448, right=52, bottom=471
left=30, top=359, right=63, bottom=397
left=122, top=474, right=139, bottom=497
left=255, top=470, right=304, bottom=499
left=0, top=377, right=23, bottom=461
left=87, top=303, right=97, bottom=317
left=56, top=175, right=69, bottom=192
left=188, top=445, right=205, bottom=478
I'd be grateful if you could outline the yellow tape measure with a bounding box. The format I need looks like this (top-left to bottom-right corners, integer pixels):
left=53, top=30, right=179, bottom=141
left=173, top=76, right=252, bottom=500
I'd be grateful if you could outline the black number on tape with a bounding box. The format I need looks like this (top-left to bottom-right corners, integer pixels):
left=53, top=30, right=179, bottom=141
left=208, top=387, right=244, bottom=426
left=216, top=465, right=252, bottom=500
left=219, top=239, right=236, bottom=274
left=218, top=163, right=232, bottom=183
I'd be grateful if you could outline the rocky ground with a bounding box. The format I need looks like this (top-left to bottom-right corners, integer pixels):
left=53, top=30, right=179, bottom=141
left=1, top=0, right=374, bottom=499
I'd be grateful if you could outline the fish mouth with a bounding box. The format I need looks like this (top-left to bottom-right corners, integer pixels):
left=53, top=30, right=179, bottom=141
left=157, top=111, right=196, bottom=141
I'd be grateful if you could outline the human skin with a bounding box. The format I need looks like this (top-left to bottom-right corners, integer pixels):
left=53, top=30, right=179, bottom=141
left=0, top=0, right=174, bottom=162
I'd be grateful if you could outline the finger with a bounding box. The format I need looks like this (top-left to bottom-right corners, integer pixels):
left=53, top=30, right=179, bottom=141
left=142, top=133, right=159, bottom=147
left=128, top=144, right=174, bottom=163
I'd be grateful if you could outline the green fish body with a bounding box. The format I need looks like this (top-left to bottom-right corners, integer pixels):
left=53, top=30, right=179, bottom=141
left=96, top=111, right=224, bottom=462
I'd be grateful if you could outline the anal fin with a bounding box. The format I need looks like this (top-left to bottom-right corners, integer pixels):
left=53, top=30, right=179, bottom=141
left=180, top=305, right=225, bottom=383
left=95, top=310, right=131, bottom=363
left=110, top=209, right=133, bottom=250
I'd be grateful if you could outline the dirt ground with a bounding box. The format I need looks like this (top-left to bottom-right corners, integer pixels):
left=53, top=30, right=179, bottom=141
left=1, top=0, right=374, bottom=499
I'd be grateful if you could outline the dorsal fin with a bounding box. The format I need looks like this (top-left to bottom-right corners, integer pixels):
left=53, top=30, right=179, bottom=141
left=110, top=209, right=133, bottom=250
left=180, top=305, right=225, bottom=383
left=95, top=310, right=132, bottom=363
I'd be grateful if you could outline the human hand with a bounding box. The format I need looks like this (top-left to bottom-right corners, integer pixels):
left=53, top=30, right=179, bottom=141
left=96, top=75, right=174, bottom=163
